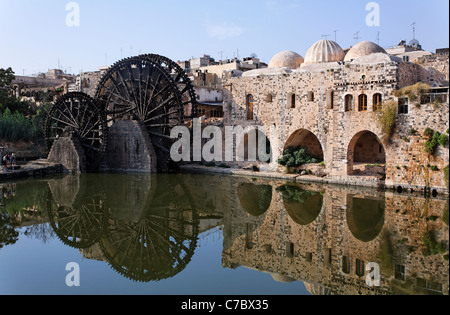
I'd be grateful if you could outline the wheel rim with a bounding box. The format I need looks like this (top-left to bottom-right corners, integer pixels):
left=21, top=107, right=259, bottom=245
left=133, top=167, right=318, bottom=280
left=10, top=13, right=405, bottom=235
left=45, top=92, right=107, bottom=172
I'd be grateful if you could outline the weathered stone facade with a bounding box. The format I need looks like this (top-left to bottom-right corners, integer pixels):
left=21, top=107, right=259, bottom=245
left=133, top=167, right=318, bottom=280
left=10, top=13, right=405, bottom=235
left=99, top=120, right=158, bottom=173
left=222, top=45, right=449, bottom=194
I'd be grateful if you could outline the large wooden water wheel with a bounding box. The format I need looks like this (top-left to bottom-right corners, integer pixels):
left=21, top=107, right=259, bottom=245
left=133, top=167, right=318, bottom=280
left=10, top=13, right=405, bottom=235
left=95, top=54, right=198, bottom=170
left=44, top=92, right=108, bottom=172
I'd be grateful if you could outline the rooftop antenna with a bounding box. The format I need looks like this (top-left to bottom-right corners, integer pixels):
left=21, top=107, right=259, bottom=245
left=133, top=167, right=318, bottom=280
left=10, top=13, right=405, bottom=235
left=376, top=31, right=380, bottom=45
left=353, top=31, right=361, bottom=42
left=218, top=51, right=224, bottom=60
left=334, top=30, right=340, bottom=42
left=411, top=22, right=416, bottom=40
left=322, top=34, right=331, bottom=39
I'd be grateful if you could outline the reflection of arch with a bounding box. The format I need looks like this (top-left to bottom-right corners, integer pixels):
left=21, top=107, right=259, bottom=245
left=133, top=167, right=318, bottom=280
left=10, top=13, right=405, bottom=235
left=277, top=185, right=323, bottom=226
left=347, top=131, right=386, bottom=176
left=237, top=183, right=272, bottom=216
left=284, top=129, right=324, bottom=160
left=346, top=196, right=385, bottom=242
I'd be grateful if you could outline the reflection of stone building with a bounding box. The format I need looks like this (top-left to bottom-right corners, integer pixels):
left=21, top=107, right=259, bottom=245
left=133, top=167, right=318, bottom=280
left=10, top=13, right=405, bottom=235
left=221, top=176, right=449, bottom=295
left=222, top=39, right=449, bottom=194
left=3, top=174, right=448, bottom=294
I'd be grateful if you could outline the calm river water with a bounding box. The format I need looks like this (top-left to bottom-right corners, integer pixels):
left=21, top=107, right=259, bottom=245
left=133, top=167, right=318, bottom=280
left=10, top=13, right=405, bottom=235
left=0, top=173, right=448, bottom=295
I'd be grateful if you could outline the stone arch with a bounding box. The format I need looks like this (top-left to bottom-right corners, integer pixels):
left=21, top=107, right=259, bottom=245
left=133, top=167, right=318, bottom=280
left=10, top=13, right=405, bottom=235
left=347, top=131, right=386, bottom=175
left=284, top=129, right=324, bottom=160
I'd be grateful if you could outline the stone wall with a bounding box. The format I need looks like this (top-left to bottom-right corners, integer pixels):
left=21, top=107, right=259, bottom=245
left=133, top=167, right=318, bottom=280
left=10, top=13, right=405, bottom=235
left=218, top=176, right=449, bottom=295
left=222, top=55, right=449, bottom=194
left=99, top=120, right=157, bottom=173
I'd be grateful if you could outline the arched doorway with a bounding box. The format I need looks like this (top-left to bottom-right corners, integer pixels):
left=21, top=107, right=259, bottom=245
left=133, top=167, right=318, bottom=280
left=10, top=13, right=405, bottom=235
left=284, top=129, right=324, bottom=160
left=347, top=131, right=386, bottom=176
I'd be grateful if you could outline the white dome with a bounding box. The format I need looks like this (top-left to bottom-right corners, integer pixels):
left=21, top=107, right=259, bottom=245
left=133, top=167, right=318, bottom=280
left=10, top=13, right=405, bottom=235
left=304, top=40, right=345, bottom=64
left=344, top=41, right=387, bottom=62
left=268, top=50, right=304, bottom=69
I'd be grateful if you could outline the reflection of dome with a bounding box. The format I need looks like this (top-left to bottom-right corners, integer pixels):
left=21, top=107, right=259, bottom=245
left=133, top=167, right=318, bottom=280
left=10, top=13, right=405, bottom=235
left=270, top=273, right=296, bottom=283
left=347, top=197, right=385, bottom=242
left=344, top=41, right=387, bottom=62
left=304, top=40, right=345, bottom=64
left=304, top=282, right=332, bottom=295
left=268, top=51, right=304, bottom=69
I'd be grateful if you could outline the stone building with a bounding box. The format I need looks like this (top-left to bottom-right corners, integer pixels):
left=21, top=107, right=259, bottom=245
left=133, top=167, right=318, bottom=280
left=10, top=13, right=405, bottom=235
left=221, top=39, right=449, bottom=194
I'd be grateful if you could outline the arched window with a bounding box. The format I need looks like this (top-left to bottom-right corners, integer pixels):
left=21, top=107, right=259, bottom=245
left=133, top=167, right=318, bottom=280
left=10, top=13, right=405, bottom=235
left=246, top=94, right=254, bottom=120
left=358, top=94, right=368, bottom=112
left=307, top=91, right=315, bottom=102
left=266, top=94, right=273, bottom=103
left=373, top=93, right=382, bottom=111
left=345, top=95, right=353, bottom=112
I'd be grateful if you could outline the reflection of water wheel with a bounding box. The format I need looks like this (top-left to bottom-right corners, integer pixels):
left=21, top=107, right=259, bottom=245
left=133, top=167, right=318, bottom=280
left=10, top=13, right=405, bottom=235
left=99, top=176, right=199, bottom=283
left=46, top=188, right=107, bottom=249
left=95, top=55, right=196, bottom=169
left=44, top=92, right=108, bottom=172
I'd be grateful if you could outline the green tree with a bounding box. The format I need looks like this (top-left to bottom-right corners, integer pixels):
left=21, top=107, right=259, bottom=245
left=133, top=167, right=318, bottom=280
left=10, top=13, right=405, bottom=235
left=0, top=67, right=31, bottom=115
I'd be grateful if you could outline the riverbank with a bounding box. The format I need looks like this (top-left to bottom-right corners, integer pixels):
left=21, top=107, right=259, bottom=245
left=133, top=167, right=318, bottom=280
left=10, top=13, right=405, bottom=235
left=0, top=159, right=62, bottom=181
left=179, top=164, right=449, bottom=197
left=180, top=164, right=384, bottom=188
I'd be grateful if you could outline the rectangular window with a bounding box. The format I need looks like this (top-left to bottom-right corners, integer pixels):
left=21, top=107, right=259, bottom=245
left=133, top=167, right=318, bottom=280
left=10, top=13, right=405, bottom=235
left=342, top=256, right=351, bottom=274
left=398, top=97, right=409, bottom=114
left=291, top=94, right=296, bottom=109
left=356, top=259, right=365, bottom=276
left=395, top=264, right=406, bottom=281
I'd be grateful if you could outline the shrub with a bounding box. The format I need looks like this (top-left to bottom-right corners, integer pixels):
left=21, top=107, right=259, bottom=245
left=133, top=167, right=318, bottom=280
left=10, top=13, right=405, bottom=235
left=438, top=133, right=448, bottom=147
left=278, top=146, right=322, bottom=168
left=0, top=108, right=42, bottom=142
left=424, top=130, right=442, bottom=156
left=394, top=82, right=431, bottom=105
left=377, top=100, right=397, bottom=145
left=422, top=231, right=448, bottom=256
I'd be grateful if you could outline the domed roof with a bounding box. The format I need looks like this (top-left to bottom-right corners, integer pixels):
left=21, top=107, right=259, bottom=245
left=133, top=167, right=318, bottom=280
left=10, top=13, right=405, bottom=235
left=344, top=41, right=387, bottom=62
left=304, top=40, right=345, bottom=64
left=268, top=50, right=304, bottom=69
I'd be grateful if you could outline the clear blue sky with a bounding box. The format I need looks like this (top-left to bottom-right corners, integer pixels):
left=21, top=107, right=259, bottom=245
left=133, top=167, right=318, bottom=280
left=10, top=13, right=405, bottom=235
left=0, top=0, right=448, bottom=75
